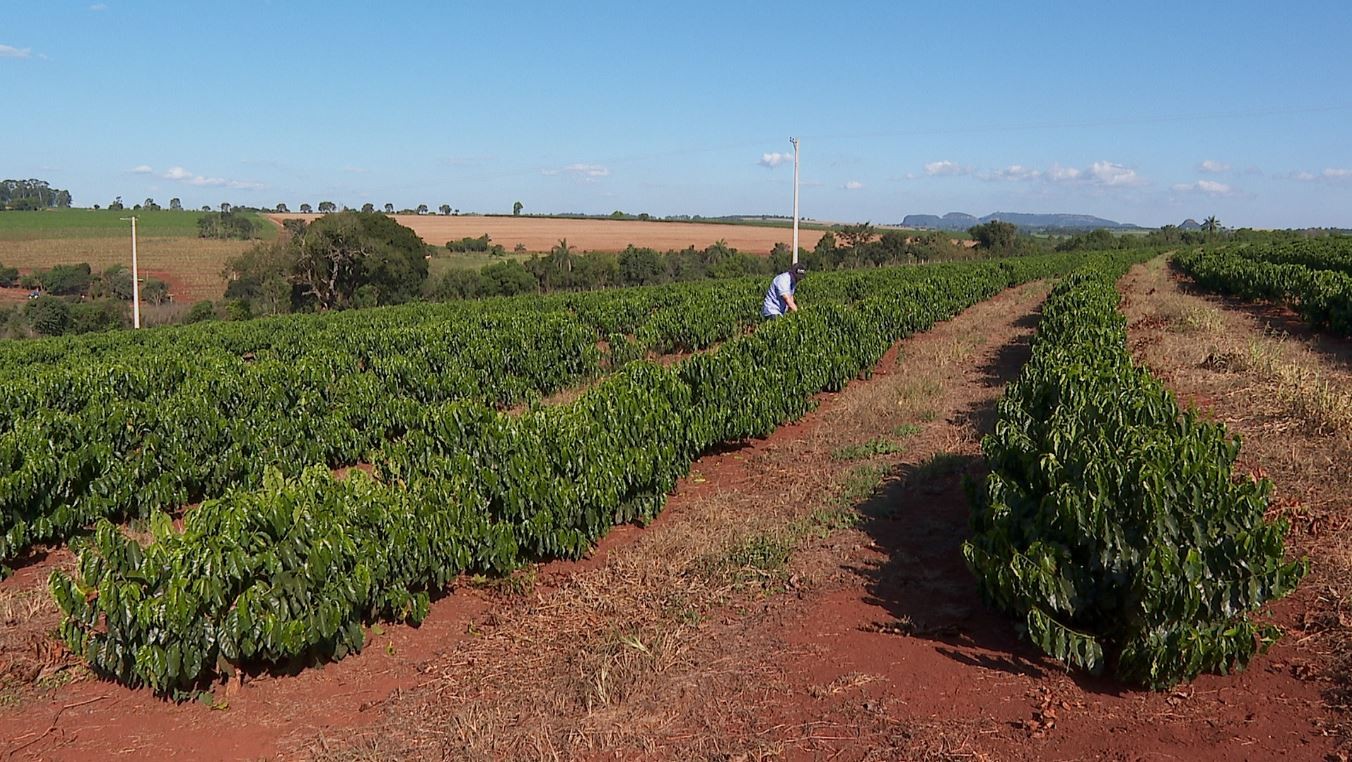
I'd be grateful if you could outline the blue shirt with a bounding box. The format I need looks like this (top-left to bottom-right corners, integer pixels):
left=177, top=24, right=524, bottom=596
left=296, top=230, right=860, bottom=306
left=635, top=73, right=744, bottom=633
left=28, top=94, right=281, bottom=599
left=761, top=272, right=795, bottom=317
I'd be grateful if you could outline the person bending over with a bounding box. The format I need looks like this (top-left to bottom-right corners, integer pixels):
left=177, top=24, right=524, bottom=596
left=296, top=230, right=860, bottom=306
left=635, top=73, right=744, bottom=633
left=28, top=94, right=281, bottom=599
left=761, top=263, right=806, bottom=319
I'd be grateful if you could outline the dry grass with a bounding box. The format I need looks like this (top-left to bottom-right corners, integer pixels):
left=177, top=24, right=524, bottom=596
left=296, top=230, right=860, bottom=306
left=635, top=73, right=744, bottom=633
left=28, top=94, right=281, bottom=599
left=270, top=214, right=831, bottom=255
left=0, top=587, right=54, bottom=629
left=0, top=236, right=255, bottom=302
left=1129, top=258, right=1352, bottom=437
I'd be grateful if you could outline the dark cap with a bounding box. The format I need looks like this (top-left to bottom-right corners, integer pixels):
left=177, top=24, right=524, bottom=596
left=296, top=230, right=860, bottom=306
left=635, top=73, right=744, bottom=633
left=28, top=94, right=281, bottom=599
left=790, top=263, right=807, bottom=276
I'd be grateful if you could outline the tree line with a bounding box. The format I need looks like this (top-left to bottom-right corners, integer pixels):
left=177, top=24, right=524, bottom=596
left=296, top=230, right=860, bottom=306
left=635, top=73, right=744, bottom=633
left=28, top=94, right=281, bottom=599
left=0, top=179, right=72, bottom=211
left=0, top=261, right=173, bottom=338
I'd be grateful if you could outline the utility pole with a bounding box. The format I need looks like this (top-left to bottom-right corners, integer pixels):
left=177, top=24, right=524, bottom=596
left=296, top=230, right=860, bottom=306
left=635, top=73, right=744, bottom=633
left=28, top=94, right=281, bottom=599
left=790, top=137, right=800, bottom=265
left=121, top=216, right=140, bottom=328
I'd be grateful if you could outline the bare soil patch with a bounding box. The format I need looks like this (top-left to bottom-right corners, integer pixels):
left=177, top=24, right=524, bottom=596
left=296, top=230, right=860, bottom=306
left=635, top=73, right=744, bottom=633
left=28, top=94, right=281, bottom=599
left=268, top=214, right=830, bottom=255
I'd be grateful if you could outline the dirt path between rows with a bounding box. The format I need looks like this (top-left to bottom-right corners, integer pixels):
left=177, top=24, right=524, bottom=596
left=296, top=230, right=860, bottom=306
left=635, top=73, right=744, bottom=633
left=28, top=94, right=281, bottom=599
left=5, top=266, right=1342, bottom=760
left=311, top=264, right=1341, bottom=761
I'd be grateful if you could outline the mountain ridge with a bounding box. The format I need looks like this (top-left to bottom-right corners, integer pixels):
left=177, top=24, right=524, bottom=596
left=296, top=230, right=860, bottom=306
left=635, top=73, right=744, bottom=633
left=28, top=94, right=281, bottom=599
left=901, top=211, right=1144, bottom=231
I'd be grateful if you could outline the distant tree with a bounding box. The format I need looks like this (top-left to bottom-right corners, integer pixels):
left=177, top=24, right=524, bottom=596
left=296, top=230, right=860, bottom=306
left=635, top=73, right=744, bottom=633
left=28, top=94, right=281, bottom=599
left=225, top=299, right=253, bottom=321
left=93, top=265, right=134, bottom=300
left=439, top=204, right=451, bottom=215
left=143, top=197, right=159, bottom=210
left=513, top=242, right=527, bottom=253
left=69, top=300, right=126, bottom=334
left=1202, top=215, right=1221, bottom=235
left=109, top=196, right=124, bottom=211
left=198, top=212, right=259, bottom=240
left=432, top=268, right=490, bottom=300
left=318, top=201, right=336, bottom=213
left=618, top=245, right=664, bottom=286
left=813, top=231, right=837, bottom=257
left=836, top=222, right=876, bottom=249
left=185, top=300, right=217, bottom=323
left=1055, top=228, right=1119, bottom=252
left=416, top=204, right=429, bottom=215
left=39, top=263, right=94, bottom=295
left=25, top=296, right=72, bottom=336
left=611, top=210, right=626, bottom=218
left=220, top=202, right=232, bottom=213
left=299, top=203, right=313, bottom=213
left=481, top=260, right=537, bottom=296
left=141, top=278, right=170, bottom=305
left=384, top=203, right=394, bottom=214
left=0, top=179, right=73, bottom=210
left=287, top=211, right=428, bottom=308
left=275, top=202, right=290, bottom=213
left=201, top=205, right=211, bottom=212
left=361, top=203, right=375, bottom=213
left=513, top=201, right=523, bottom=216
left=0, top=264, right=19, bottom=287
left=968, top=220, right=1019, bottom=254
left=282, top=218, right=308, bottom=237
left=169, top=197, right=182, bottom=211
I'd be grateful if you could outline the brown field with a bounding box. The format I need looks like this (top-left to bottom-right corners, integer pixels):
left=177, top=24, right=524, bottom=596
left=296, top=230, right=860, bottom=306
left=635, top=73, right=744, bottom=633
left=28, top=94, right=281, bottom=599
left=267, top=214, right=831, bottom=254
left=0, top=237, right=254, bottom=303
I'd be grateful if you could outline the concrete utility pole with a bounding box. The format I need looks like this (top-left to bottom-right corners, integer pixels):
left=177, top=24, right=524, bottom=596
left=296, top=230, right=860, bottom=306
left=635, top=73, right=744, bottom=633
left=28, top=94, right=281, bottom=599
left=790, top=137, right=800, bottom=265
left=121, top=216, right=140, bottom=328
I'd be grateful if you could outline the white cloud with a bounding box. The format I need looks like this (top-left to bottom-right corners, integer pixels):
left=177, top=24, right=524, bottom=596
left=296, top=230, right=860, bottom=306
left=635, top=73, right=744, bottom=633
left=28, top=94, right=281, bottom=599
left=923, top=160, right=970, bottom=177
left=131, top=164, right=154, bottom=174
left=1088, top=161, right=1145, bottom=187
left=543, top=163, right=610, bottom=181
left=1289, top=168, right=1352, bottom=182
left=1198, top=159, right=1231, bottom=174
left=564, top=163, right=609, bottom=178
left=1172, top=179, right=1236, bottom=196
left=759, top=152, right=792, bottom=168
left=160, top=165, right=263, bottom=190
left=984, top=164, right=1041, bottom=182
left=89, top=3, right=107, bottom=10
left=0, top=44, right=32, bottom=59
left=843, top=180, right=864, bottom=190
left=1046, top=163, right=1082, bottom=182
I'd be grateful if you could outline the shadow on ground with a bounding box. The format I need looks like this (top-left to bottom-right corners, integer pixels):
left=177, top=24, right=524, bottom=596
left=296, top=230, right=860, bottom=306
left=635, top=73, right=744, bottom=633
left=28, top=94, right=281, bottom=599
left=844, top=305, right=1131, bottom=698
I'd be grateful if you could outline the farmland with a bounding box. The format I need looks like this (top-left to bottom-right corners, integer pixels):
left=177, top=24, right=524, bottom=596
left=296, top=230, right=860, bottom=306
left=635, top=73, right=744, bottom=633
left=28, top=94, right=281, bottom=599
left=0, top=243, right=1350, bottom=759
left=0, top=209, right=274, bottom=304
left=267, top=213, right=835, bottom=255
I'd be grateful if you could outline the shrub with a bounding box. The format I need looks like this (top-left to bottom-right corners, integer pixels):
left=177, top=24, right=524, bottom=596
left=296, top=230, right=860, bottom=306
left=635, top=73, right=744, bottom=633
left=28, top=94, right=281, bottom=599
left=24, top=295, right=72, bottom=335
left=184, top=300, right=217, bottom=323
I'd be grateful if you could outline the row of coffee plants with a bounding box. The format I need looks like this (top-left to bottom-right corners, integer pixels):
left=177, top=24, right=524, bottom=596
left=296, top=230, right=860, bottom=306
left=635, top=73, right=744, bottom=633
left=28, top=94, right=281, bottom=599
left=49, top=252, right=1147, bottom=692
left=1173, top=247, right=1352, bottom=336
left=963, top=268, right=1306, bottom=690
left=1220, top=236, right=1352, bottom=277
left=1, top=277, right=797, bottom=569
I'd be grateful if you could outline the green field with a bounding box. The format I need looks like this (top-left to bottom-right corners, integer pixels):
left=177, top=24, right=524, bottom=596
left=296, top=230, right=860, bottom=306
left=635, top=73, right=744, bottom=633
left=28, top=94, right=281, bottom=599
left=0, top=208, right=275, bottom=241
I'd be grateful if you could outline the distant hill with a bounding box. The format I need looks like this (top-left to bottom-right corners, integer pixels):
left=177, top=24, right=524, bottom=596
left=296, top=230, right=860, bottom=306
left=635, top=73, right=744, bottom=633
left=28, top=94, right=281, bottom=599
left=1178, top=218, right=1203, bottom=231
left=901, top=211, right=1142, bottom=231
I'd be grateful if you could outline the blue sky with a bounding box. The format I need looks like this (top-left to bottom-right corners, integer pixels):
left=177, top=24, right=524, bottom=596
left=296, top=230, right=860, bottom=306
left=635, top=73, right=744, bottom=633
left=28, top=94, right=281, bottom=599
left=3, top=1, right=1350, bottom=228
